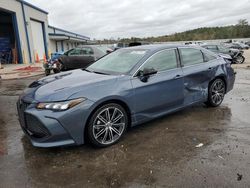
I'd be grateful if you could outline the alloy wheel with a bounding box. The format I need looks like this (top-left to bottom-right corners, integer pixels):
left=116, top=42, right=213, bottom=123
left=92, top=107, right=126, bottom=145
left=235, top=56, right=244, bottom=64
left=211, top=79, right=225, bottom=105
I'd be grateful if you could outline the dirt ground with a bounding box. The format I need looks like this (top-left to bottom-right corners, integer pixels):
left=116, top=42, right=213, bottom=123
left=0, top=50, right=250, bottom=188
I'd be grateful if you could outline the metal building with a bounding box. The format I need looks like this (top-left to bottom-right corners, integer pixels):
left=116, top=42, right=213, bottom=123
left=0, top=0, right=90, bottom=64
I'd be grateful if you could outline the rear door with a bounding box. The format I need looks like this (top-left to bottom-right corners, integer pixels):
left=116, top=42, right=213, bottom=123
left=178, top=47, right=217, bottom=104
left=131, top=49, right=184, bottom=121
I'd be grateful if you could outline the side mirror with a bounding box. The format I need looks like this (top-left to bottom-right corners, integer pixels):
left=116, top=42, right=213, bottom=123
left=138, top=67, right=157, bottom=82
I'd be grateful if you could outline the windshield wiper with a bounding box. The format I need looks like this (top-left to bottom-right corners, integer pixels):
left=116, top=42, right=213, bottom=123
left=92, top=71, right=110, bottom=75
left=83, top=69, right=93, bottom=73
left=83, top=68, right=110, bottom=75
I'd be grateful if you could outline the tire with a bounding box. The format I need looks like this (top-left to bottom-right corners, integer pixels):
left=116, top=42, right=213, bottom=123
left=53, top=68, right=60, bottom=74
left=87, top=103, right=128, bottom=147
left=235, top=55, right=245, bottom=64
left=45, top=69, right=51, bottom=76
left=206, top=78, right=226, bottom=107
left=58, top=60, right=66, bottom=71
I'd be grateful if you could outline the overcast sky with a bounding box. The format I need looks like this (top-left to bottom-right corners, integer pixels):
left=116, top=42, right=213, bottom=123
left=26, top=0, right=250, bottom=40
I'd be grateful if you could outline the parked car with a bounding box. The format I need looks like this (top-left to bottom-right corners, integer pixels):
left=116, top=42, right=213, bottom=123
left=202, top=44, right=245, bottom=64
left=227, top=43, right=249, bottom=50
left=113, top=41, right=150, bottom=50
left=17, top=45, right=236, bottom=148
left=245, top=41, right=250, bottom=47
left=186, top=41, right=205, bottom=46
left=113, top=42, right=129, bottom=50
left=44, top=51, right=64, bottom=76
left=58, top=46, right=107, bottom=71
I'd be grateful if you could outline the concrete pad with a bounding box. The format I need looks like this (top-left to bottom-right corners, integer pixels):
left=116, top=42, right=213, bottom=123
left=0, top=63, right=45, bottom=80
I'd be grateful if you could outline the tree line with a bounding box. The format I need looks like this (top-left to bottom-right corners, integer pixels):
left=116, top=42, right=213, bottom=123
left=96, top=19, right=250, bottom=44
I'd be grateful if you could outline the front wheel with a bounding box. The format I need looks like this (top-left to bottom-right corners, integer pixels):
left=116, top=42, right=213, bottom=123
left=206, top=78, right=226, bottom=107
left=45, top=69, right=51, bottom=76
left=87, top=103, right=128, bottom=147
left=53, top=68, right=60, bottom=74
left=235, top=55, right=245, bottom=64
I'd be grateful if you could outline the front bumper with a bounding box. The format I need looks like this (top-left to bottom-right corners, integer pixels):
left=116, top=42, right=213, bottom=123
left=17, top=99, right=94, bottom=147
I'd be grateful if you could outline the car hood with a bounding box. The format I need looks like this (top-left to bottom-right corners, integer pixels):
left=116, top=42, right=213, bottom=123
left=22, top=69, right=120, bottom=102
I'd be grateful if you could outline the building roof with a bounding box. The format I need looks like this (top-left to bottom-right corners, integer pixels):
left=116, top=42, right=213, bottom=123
left=48, top=25, right=90, bottom=40
left=49, top=33, right=89, bottom=42
left=16, top=0, right=49, bottom=14
left=15, top=1, right=90, bottom=41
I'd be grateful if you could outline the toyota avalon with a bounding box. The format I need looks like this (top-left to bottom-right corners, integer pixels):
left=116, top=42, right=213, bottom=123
left=17, top=45, right=235, bottom=148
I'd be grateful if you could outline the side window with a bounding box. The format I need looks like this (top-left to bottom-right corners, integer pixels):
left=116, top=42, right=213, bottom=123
left=179, top=48, right=204, bottom=66
left=81, top=47, right=94, bottom=55
left=202, top=51, right=217, bottom=62
left=68, top=48, right=81, bottom=56
left=140, top=49, right=178, bottom=72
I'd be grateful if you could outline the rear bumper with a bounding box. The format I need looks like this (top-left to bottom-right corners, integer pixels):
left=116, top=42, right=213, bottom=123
left=17, top=99, right=94, bottom=148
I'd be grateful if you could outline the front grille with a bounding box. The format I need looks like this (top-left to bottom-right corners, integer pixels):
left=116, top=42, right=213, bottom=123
left=17, top=100, right=30, bottom=128
left=22, top=101, right=31, bottom=109
left=17, top=100, right=50, bottom=139
left=25, top=114, right=50, bottom=138
left=18, top=100, right=31, bottom=114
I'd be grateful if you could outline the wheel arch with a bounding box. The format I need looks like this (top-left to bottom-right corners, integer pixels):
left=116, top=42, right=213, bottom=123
left=84, top=98, right=132, bottom=143
left=210, top=75, right=227, bottom=93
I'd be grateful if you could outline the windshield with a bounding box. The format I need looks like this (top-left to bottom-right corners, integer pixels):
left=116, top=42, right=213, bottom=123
left=86, top=49, right=147, bottom=74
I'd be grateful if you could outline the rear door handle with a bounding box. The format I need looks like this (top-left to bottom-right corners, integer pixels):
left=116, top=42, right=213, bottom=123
left=208, top=67, right=214, bottom=70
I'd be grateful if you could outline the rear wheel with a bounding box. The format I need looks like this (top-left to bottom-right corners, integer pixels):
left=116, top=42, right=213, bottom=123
left=87, top=103, right=128, bottom=147
left=206, top=78, right=226, bottom=107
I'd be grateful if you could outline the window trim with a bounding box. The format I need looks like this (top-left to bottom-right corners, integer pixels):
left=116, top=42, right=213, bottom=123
left=133, top=48, right=180, bottom=77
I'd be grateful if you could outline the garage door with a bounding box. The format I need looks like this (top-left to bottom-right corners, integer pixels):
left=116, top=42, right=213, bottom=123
left=30, top=20, right=45, bottom=61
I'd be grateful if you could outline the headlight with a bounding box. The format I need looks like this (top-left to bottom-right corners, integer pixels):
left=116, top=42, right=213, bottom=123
left=36, top=98, right=86, bottom=111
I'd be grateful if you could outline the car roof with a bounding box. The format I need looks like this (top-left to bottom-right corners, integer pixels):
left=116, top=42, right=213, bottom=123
left=121, top=44, right=202, bottom=52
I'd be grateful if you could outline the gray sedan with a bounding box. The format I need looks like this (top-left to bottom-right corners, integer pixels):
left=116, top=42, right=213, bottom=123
left=17, top=45, right=236, bottom=148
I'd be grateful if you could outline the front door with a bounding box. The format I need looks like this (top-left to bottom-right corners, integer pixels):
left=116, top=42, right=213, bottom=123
left=131, top=49, right=184, bottom=123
